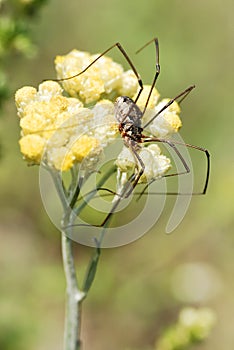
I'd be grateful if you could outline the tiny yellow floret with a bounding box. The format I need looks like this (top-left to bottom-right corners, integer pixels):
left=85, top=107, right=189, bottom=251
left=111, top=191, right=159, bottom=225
left=118, top=70, right=139, bottom=97
left=160, top=99, right=182, bottom=132
left=164, top=112, right=182, bottom=132
left=38, top=80, right=63, bottom=97
left=19, top=134, right=46, bottom=163
left=72, top=135, right=101, bottom=162
left=149, top=99, right=182, bottom=137
left=15, top=86, right=37, bottom=117
left=47, top=147, right=75, bottom=171
left=134, top=85, right=160, bottom=110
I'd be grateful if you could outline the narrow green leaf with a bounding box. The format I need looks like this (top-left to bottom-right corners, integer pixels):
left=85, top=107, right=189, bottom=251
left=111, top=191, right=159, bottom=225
left=82, top=244, right=101, bottom=294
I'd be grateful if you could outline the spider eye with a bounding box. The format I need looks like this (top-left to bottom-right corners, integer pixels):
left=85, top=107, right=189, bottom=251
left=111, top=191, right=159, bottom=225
left=122, top=96, right=128, bottom=103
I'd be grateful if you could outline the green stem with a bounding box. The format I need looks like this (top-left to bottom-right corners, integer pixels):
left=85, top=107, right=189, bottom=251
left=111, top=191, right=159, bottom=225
left=62, top=231, right=85, bottom=350
left=48, top=168, right=68, bottom=211
left=49, top=165, right=115, bottom=349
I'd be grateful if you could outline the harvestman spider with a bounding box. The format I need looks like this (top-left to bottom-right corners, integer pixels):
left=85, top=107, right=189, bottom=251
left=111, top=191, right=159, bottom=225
left=56, top=38, right=210, bottom=229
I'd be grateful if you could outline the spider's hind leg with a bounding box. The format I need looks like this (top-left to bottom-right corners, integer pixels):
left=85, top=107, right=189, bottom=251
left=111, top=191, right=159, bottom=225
left=141, top=137, right=210, bottom=196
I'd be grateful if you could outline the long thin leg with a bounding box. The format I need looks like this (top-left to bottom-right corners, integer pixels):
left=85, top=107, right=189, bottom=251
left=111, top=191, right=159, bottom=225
left=93, top=143, right=145, bottom=226
left=142, top=137, right=210, bottom=194
left=135, top=38, right=161, bottom=114
left=143, top=85, right=195, bottom=128
left=67, top=148, right=146, bottom=228
left=72, top=176, right=135, bottom=229
left=65, top=138, right=210, bottom=229
left=123, top=144, right=145, bottom=197
left=53, top=42, right=144, bottom=101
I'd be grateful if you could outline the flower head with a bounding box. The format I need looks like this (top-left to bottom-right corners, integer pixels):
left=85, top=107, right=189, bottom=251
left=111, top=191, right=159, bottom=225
left=15, top=80, right=116, bottom=170
left=55, top=50, right=138, bottom=104
left=15, top=48, right=183, bottom=182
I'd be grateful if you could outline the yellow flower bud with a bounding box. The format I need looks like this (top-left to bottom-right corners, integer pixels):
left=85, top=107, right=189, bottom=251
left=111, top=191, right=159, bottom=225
left=19, top=134, right=46, bottom=163
left=38, top=81, right=63, bottom=98
left=15, top=86, right=37, bottom=117
left=118, top=70, right=139, bottom=97
left=71, top=135, right=101, bottom=162
left=149, top=99, right=182, bottom=137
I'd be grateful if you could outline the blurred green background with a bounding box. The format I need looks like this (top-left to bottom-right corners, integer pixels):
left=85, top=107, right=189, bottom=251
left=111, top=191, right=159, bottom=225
left=0, top=0, right=233, bottom=349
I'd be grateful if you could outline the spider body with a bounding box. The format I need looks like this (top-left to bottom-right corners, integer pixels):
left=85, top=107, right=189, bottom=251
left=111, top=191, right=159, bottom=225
left=115, top=96, right=143, bottom=153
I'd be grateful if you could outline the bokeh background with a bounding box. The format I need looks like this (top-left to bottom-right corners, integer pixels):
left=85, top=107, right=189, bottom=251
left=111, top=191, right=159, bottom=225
left=0, top=0, right=234, bottom=349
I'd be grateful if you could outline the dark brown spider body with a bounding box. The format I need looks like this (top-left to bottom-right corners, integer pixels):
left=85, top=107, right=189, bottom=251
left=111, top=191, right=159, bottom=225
left=115, top=95, right=144, bottom=149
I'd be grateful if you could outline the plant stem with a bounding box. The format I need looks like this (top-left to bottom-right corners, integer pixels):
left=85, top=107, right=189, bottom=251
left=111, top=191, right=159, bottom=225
left=62, top=231, right=85, bottom=350
left=50, top=166, right=110, bottom=349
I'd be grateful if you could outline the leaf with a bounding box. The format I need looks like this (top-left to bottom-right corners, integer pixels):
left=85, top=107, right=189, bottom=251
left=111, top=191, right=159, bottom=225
left=82, top=242, right=101, bottom=294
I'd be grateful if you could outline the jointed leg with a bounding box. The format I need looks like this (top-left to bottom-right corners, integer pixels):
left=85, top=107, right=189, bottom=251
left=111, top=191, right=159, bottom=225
left=68, top=146, right=146, bottom=228
left=53, top=42, right=144, bottom=100
left=123, top=144, right=145, bottom=197
left=143, top=85, right=195, bottom=128
left=135, top=38, right=161, bottom=113
left=143, top=137, right=210, bottom=194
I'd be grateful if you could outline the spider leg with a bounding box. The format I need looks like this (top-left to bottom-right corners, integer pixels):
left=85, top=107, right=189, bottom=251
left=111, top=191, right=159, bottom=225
left=51, top=42, right=144, bottom=100
left=142, top=137, right=210, bottom=195
left=143, top=85, right=195, bottom=129
left=95, top=143, right=145, bottom=226
left=135, top=38, right=161, bottom=111
left=122, top=144, right=145, bottom=197
left=63, top=188, right=123, bottom=229
left=75, top=187, right=123, bottom=203
left=76, top=181, right=133, bottom=229
left=66, top=145, right=146, bottom=229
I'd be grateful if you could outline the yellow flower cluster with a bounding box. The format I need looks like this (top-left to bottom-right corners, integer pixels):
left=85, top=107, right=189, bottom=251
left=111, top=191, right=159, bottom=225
left=15, top=81, right=118, bottom=171
left=55, top=49, right=139, bottom=104
left=15, top=47, right=183, bottom=178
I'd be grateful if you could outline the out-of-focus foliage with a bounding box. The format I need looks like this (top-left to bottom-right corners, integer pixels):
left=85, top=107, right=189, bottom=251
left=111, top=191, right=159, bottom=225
left=0, top=0, right=47, bottom=111
left=155, top=307, right=216, bottom=350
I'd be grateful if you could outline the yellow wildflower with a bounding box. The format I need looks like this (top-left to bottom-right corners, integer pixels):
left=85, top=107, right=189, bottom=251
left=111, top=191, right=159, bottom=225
left=15, top=86, right=37, bottom=117
left=71, top=135, right=101, bottom=162
left=55, top=50, right=111, bottom=103
left=55, top=49, right=141, bottom=104
left=15, top=79, right=118, bottom=171
left=19, top=134, right=46, bottom=163
left=148, top=99, right=182, bottom=137
left=15, top=48, right=184, bottom=176
left=118, top=70, right=139, bottom=97
left=78, top=77, right=105, bottom=104
left=47, top=147, right=75, bottom=172
left=38, top=80, right=63, bottom=98
left=20, top=111, right=48, bottom=135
